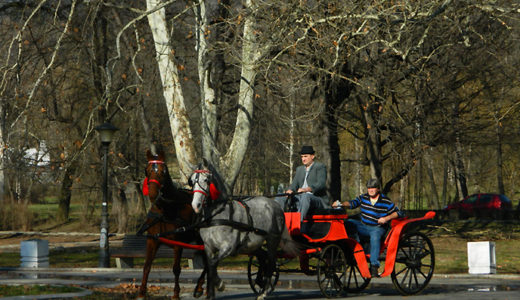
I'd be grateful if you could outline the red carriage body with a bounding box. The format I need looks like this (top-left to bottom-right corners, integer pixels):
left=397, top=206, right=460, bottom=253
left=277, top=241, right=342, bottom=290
left=249, top=208, right=436, bottom=298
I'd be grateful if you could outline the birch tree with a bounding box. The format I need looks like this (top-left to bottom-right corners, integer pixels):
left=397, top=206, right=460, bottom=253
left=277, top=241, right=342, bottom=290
left=146, top=0, right=263, bottom=190
left=145, top=0, right=197, bottom=182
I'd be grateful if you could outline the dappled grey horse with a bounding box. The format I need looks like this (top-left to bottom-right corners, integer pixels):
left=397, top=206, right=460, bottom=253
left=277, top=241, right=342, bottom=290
left=190, top=159, right=300, bottom=300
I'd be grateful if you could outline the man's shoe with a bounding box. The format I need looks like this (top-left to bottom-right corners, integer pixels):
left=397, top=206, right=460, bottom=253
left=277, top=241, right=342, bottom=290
left=370, top=265, right=379, bottom=278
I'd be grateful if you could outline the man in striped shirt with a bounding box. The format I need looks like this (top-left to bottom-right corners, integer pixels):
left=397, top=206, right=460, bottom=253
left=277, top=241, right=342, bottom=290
left=333, top=178, right=401, bottom=277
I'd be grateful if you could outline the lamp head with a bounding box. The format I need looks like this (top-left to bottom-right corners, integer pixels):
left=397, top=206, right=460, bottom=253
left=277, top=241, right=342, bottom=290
left=95, top=122, right=118, bottom=144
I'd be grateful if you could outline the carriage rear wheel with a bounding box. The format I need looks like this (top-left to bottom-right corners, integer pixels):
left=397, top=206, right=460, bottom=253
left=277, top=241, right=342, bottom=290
left=344, top=247, right=370, bottom=293
left=317, top=244, right=348, bottom=298
left=247, top=255, right=280, bottom=295
left=391, top=231, right=435, bottom=295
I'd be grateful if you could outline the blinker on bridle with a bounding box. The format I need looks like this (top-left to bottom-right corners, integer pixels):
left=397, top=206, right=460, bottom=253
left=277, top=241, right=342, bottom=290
left=147, top=160, right=165, bottom=188
left=192, top=169, right=220, bottom=202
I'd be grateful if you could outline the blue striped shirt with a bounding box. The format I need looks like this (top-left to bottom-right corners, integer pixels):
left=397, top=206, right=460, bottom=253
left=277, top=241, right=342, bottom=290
left=348, top=193, right=399, bottom=226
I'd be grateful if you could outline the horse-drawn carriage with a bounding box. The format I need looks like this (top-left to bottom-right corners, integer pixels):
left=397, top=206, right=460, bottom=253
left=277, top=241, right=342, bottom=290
left=247, top=207, right=435, bottom=298
left=140, top=151, right=436, bottom=299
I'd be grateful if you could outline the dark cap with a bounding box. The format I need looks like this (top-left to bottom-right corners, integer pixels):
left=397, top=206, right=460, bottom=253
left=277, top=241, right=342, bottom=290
left=366, top=178, right=380, bottom=189
left=300, top=145, right=315, bottom=155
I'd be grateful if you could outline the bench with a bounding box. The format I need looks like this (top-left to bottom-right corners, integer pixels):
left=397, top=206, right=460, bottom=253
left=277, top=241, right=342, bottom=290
left=110, top=234, right=205, bottom=269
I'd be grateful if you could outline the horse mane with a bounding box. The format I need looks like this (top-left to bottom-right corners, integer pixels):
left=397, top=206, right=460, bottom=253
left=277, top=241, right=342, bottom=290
left=204, top=160, right=229, bottom=201
left=155, top=163, right=192, bottom=209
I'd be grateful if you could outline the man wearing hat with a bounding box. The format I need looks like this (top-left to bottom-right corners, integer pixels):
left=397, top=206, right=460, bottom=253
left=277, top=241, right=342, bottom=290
left=333, top=178, right=402, bottom=277
left=276, top=145, right=329, bottom=223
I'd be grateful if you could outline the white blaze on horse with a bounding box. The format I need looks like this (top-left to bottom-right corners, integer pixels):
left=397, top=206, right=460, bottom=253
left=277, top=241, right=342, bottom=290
left=189, top=159, right=300, bottom=300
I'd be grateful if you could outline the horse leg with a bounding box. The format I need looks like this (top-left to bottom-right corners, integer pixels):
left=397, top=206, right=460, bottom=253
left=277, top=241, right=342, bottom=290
left=216, top=273, right=225, bottom=292
left=172, top=246, right=182, bottom=300
left=254, top=249, right=267, bottom=288
left=257, top=241, right=278, bottom=300
left=205, top=249, right=226, bottom=300
left=206, top=256, right=217, bottom=300
left=193, top=264, right=206, bottom=298
left=138, top=238, right=160, bottom=300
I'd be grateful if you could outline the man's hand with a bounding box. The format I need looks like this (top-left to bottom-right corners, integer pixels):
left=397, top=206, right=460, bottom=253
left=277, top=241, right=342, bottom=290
left=297, top=187, right=312, bottom=193
left=378, top=212, right=398, bottom=224
left=333, top=200, right=349, bottom=208
left=377, top=217, right=388, bottom=225
left=286, top=189, right=294, bottom=195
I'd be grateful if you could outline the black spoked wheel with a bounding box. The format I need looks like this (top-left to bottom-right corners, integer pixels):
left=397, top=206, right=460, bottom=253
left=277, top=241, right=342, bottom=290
left=247, top=255, right=280, bottom=295
left=344, top=248, right=370, bottom=293
left=391, top=232, right=435, bottom=295
left=317, top=244, right=348, bottom=298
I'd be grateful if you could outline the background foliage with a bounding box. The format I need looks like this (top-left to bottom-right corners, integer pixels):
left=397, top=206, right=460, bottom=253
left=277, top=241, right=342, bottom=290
left=0, top=0, right=519, bottom=231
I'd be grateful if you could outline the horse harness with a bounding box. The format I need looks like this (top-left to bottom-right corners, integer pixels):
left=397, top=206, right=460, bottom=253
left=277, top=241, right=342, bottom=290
left=199, top=198, right=268, bottom=236
left=136, top=205, right=193, bottom=237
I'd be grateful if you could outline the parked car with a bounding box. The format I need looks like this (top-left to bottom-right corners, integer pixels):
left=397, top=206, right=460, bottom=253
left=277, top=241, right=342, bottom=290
left=444, top=193, right=513, bottom=219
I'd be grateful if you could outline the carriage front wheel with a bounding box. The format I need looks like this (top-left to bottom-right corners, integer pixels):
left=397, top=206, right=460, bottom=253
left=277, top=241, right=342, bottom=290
left=391, top=231, right=435, bottom=295
left=247, top=255, right=280, bottom=295
left=317, top=244, right=348, bottom=298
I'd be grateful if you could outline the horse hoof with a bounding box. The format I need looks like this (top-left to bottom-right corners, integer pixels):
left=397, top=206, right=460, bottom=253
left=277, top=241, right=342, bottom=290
left=217, top=280, right=225, bottom=292
left=193, top=289, right=204, bottom=298
left=256, top=294, right=265, bottom=300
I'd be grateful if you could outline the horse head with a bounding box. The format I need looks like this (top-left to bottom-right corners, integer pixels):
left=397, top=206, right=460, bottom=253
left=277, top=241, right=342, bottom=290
left=189, top=158, right=226, bottom=213
left=144, top=149, right=167, bottom=204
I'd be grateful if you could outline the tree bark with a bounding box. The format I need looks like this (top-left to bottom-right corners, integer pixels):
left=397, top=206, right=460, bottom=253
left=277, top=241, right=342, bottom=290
left=57, top=160, right=78, bottom=222
left=361, top=96, right=383, bottom=183
left=441, top=146, right=449, bottom=207
left=494, top=106, right=505, bottom=195
left=146, top=0, right=197, bottom=182
left=220, top=0, right=261, bottom=191
left=425, top=148, right=440, bottom=209
left=454, top=123, right=468, bottom=198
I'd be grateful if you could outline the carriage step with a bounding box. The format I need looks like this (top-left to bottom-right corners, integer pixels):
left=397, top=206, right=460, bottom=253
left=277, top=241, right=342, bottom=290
left=301, top=248, right=321, bottom=255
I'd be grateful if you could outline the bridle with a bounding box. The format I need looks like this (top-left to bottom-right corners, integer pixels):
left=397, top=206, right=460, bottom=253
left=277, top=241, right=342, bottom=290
left=191, top=169, right=220, bottom=208
left=143, top=159, right=165, bottom=196
left=192, top=169, right=211, bottom=199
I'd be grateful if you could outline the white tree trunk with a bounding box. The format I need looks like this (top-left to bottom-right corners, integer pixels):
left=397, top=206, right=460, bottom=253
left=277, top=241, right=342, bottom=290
left=289, top=97, right=295, bottom=181
left=220, top=0, right=260, bottom=189
left=195, top=0, right=219, bottom=163
left=146, top=0, right=197, bottom=182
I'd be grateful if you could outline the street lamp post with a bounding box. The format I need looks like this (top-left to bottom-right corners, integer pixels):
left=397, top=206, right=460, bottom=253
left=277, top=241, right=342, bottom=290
left=95, top=122, right=118, bottom=268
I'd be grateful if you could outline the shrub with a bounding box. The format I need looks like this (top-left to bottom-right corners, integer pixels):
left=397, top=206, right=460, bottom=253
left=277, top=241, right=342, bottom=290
left=0, top=199, right=34, bottom=231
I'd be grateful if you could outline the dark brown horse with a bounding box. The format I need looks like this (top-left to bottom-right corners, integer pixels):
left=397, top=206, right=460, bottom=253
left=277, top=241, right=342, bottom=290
left=138, top=149, right=206, bottom=300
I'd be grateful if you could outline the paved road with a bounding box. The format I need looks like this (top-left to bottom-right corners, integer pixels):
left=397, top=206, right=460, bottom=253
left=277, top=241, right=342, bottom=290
left=1, top=267, right=520, bottom=299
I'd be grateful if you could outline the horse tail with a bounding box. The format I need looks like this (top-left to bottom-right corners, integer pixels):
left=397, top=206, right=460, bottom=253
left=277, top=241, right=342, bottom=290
left=278, top=226, right=301, bottom=257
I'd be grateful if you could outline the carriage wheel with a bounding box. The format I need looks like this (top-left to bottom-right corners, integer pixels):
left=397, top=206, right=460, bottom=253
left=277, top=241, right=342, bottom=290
left=247, top=255, right=280, bottom=295
left=391, top=232, right=435, bottom=295
left=317, top=244, right=348, bottom=298
left=344, top=248, right=370, bottom=293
